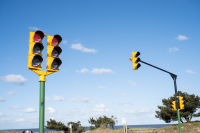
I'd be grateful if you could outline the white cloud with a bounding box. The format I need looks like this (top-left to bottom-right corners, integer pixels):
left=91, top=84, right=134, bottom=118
left=9, top=106, right=22, bottom=109
left=52, top=95, right=64, bottom=101
left=65, top=110, right=89, bottom=116
left=69, top=96, right=90, bottom=102
left=181, top=86, right=193, bottom=89
left=114, top=92, right=128, bottom=97
left=98, top=86, right=107, bottom=90
left=95, top=103, right=106, bottom=109
left=16, top=119, right=26, bottom=122
left=63, top=40, right=68, bottom=44
left=128, top=80, right=137, bottom=85
left=7, top=91, right=16, bottom=95
left=117, top=101, right=133, bottom=105
left=91, top=68, right=113, bottom=74
left=71, top=43, right=97, bottom=53
left=69, top=98, right=77, bottom=102
left=45, top=97, right=49, bottom=101
left=0, top=97, right=5, bottom=102
left=0, top=74, right=27, bottom=85
left=24, top=108, right=36, bottom=113
left=77, top=96, right=90, bottom=102
left=90, top=101, right=96, bottom=104
left=93, top=103, right=109, bottom=113
left=0, top=112, right=6, bottom=117
left=176, top=34, right=189, bottom=41
left=28, top=27, right=39, bottom=30
left=186, top=70, right=195, bottom=74
left=124, top=108, right=150, bottom=114
left=76, top=68, right=89, bottom=73
left=46, top=107, right=56, bottom=113
left=74, top=82, right=78, bottom=84
left=169, top=47, right=179, bottom=52
left=93, top=108, right=109, bottom=112
left=117, top=101, right=125, bottom=105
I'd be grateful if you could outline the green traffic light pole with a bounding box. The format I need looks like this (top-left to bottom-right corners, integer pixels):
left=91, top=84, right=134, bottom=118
left=139, top=60, right=182, bottom=133
left=39, top=81, right=45, bottom=133
left=32, top=70, right=53, bottom=133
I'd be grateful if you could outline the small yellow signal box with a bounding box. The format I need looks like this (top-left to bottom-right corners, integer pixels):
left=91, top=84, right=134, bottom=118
left=28, top=30, right=44, bottom=70
left=46, top=35, right=62, bottom=72
left=171, top=101, right=177, bottom=111
left=178, top=96, right=184, bottom=110
left=130, top=52, right=141, bottom=70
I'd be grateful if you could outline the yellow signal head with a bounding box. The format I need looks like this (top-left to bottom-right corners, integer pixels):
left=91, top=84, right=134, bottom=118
left=29, top=30, right=44, bottom=43
left=47, top=35, right=62, bottom=46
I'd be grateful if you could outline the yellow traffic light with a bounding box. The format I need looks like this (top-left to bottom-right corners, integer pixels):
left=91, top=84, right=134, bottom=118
left=46, top=35, right=62, bottom=72
left=28, top=30, right=44, bottom=70
left=171, top=101, right=177, bottom=111
left=179, top=96, right=184, bottom=110
left=130, top=52, right=141, bottom=70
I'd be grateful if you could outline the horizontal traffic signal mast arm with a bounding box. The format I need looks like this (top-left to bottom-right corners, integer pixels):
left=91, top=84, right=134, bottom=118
left=139, top=60, right=176, bottom=76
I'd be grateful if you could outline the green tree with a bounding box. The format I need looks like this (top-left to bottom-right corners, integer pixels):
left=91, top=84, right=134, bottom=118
left=155, top=91, right=200, bottom=123
left=88, top=115, right=118, bottom=130
left=45, top=119, right=86, bottom=133
left=45, top=119, right=69, bottom=133
left=67, top=121, right=87, bottom=133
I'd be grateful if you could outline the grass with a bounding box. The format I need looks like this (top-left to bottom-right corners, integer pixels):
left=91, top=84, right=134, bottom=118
left=0, top=131, right=37, bottom=133
left=1, top=121, right=200, bottom=133
left=84, top=121, right=200, bottom=133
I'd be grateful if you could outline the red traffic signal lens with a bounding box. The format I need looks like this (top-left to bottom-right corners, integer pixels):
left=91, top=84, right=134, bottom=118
left=34, top=34, right=41, bottom=42
left=52, top=38, right=58, bottom=46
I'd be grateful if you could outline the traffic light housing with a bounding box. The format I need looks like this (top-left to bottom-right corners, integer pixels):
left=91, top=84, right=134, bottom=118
left=171, top=101, right=177, bottom=111
left=28, top=30, right=44, bottom=70
left=130, top=52, right=141, bottom=70
left=179, top=96, right=184, bottom=110
left=46, top=35, right=62, bottom=72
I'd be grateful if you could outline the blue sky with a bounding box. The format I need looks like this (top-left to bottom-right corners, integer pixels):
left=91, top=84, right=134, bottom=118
left=0, top=0, right=200, bottom=130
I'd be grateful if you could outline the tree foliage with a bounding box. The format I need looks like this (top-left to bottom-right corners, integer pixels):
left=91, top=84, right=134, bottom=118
left=155, top=91, right=200, bottom=123
left=45, top=119, right=69, bottom=133
left=67, top=121, right=87, bottom=133
left=45, top=119, right=86, bottom=133
left=88, top=115, right=118, bottom=130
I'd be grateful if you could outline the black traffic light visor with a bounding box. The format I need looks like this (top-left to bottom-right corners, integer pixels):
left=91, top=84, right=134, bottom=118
left=135, top=58, right=141, bottom=63
left=51, top=58, right=62, bottom=69
left=35, top=30, right=44, bottom=40
left=52, top=46, right=62, bottom=57
left=32, top=55, right=43, bottom=67
left=53, top=35, right=62, bottom=44
left=136, top=63, right=141, bottom=69
left=135, top=52, right=140, bottom=57
left=33, top=43, right=44, bottom=54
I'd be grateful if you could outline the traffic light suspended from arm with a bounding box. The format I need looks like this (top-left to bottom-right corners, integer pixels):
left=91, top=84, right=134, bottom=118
left=178, top=96, right=184, bottom=110
left=171, top=101, right=177, bottom=111
left=28, top=30, right=44, bottom=70
left=46, top=35, right=62, bottom=72
left=130, top=52, right=141, bottom=70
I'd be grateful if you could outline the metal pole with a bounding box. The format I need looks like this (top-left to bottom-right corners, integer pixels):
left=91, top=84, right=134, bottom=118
left=39, top=81, right=45, bottom=133
left=172, top=76, right=182, bottom=133
left=140, top=60, right=182, bottom=133
left=126, top=124, right=127, bottom=133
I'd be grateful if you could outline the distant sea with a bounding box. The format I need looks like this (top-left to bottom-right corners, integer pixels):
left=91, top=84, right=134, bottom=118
left=0, top=124, right=176, bottom=133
